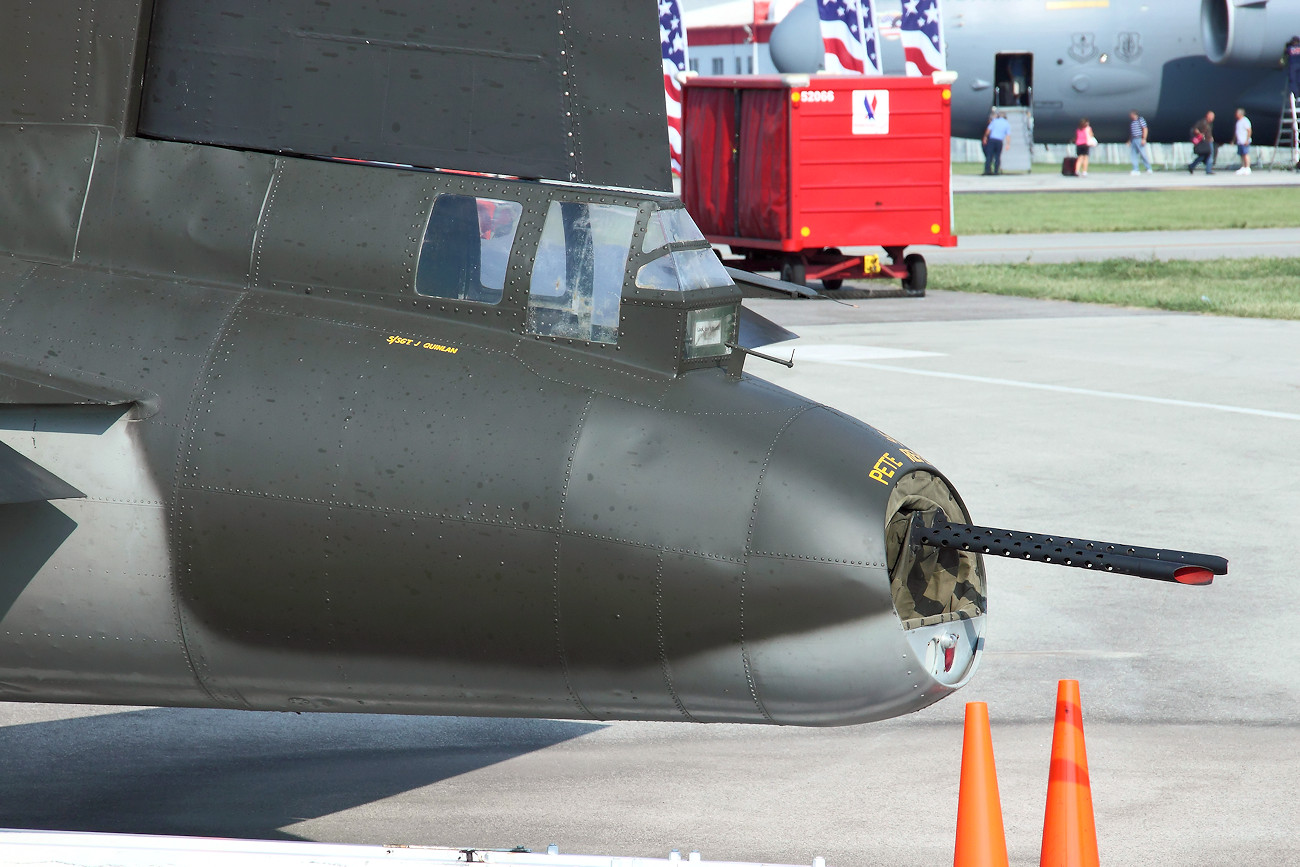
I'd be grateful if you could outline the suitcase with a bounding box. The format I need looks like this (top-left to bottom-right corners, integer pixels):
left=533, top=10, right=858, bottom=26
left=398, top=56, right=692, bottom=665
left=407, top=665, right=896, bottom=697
left=1061, top=156, right=1077, bottom=176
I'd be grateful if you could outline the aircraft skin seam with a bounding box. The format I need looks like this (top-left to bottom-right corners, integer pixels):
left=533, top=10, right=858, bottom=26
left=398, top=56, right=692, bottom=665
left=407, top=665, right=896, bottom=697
left=748, top=551, right=887, bottom=569
left=70, top=128, right=101, bottom=262
left=180, top=481, right=753, bottom=566
left=63, top=496, right=166, bottom=508
left=553, top=393, right=599, bottom=721
left=1, top=631, right=180, bottom=645
left=556, top=2, right=581, bottom=182
left=654, top=552, right=701, bottom=723
left=739, top=403, right=819, bottom=724
left=0, top=347, right=160, bottom=405
left=512, top=346, right=675, bottom=388
left=168, top=293, right=251, bottom=709
left=248, top=160, right=284, bottom=289
left=511, top=350, right=805, bottom=415
left=17, top=259, right=244, bottom=303
left=0, top=329, right=209, bottom=360
left=229, top=303, right=798, bottom=415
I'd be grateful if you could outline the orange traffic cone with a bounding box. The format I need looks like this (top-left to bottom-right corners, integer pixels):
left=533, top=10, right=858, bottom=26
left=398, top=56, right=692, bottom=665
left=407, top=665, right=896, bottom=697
left=954, top=701, right=1009, bottom=867
left=1040, top=680, right=1099, bottom=867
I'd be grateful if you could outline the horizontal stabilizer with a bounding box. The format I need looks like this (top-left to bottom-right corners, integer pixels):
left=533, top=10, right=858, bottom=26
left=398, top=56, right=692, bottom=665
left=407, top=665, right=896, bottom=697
left=726, top=267, right=822, bottom=299
left=0, top=441, right=83, bottom=504
left=738, top=306, right=799, bottom=349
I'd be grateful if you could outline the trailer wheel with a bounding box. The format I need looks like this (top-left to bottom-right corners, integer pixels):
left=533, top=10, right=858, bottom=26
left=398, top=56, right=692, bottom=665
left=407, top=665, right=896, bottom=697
left=902, top=253, right=927, bottom=297
left=779, top=259, right=806, bottom=287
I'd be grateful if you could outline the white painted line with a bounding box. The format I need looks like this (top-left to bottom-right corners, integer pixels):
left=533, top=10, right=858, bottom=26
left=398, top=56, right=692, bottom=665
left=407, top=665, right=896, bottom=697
left=810, top=360, right=1300, bottom=421
left=788, top=345, right=944, bottom=362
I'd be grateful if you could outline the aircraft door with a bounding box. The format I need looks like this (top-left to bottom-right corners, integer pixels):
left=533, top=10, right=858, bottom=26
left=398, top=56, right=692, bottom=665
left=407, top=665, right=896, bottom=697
left=994, top=53, right=1033, bottom=108
left=992, top=52, right=1034, bottom=173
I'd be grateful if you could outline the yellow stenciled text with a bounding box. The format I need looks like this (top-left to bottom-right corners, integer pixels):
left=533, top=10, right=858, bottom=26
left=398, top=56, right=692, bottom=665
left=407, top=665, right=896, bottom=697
left=386, top=335, right=458, bottom=354
left=869, top=451, right=904, bottom=485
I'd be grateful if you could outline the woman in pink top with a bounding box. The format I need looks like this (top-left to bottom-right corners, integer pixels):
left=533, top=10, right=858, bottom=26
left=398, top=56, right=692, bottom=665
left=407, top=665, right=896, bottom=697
left=1074, top=118, right=1093, bottom=176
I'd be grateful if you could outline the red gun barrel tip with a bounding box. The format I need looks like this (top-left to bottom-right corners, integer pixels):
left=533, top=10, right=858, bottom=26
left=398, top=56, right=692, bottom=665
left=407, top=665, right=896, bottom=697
left=1173, top=566, right=1214, bottom=585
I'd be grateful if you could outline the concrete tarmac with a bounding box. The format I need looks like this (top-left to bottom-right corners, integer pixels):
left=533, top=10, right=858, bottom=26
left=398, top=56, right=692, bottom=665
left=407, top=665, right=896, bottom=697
left=0, top=294, right=1296, bottom=865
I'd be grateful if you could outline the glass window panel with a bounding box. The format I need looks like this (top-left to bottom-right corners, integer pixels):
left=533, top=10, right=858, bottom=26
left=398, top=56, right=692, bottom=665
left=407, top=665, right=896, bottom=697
left=416, top=195, right=522, bottom=304
left=528, top=201, right=637, bottom=344
left=634, top=255, right=679, bottom=290
left=674, top=249, right=732, bottom=290
left=642, top=207, right=707, bottom=252
left=636, top=249, right=733, bottom=292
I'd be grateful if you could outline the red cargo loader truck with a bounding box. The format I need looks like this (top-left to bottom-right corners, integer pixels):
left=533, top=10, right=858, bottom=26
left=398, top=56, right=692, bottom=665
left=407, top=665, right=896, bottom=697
left=682, top=73, right=957, bottom=295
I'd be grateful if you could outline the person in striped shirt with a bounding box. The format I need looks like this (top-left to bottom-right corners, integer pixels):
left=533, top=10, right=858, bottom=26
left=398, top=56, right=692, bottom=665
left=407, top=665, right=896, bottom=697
left=1128, top=111, right=1154, bottom=174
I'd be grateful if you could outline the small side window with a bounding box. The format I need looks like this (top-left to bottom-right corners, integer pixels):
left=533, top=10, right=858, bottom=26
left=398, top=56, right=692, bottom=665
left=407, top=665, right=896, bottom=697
left=416, top=195, right=522, bottom=304
left=528, top=201, right=637, bottom=344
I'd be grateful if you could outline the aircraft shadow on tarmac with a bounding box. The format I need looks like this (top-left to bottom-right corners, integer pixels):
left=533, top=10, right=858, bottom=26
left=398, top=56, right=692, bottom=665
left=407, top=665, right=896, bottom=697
left=0, top=708, right=603, bottom=840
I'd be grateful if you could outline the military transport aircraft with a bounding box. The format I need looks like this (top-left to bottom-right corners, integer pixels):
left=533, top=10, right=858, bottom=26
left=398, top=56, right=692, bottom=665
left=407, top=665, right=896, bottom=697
left=694, top=0, right=1295, bottom=145
left=0, top=0, right=1223, bottom=729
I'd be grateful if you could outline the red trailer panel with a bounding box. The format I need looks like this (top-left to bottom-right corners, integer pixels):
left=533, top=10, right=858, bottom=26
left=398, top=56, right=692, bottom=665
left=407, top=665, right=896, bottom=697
left=682, top=74, right=956, bottom=293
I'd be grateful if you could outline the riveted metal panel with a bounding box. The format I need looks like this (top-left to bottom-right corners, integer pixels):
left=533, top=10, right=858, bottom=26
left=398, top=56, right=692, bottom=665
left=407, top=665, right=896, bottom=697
left=654, top=551, right=756, bottom=723
left=0, top=125, right=99, bottom=263
left=138, top=0, right=670, bottom=190
left=750, top=407, right=899, bottom=566
left=555, top=537, right=683, bottom=720
left=0, top=0, right=147, bottom=130
left=742, top=557, right=902, bottom=725
left=559, top=0, right=671, bottom=189
left=76, top=137, right=274, bottom=286
left=567, top=394, right=801, bottom=561
left=0, top=265, right=237, bottom=479
left=251, top=158, right=434, bottom=295
left=176, top=491, right=578, bottom=714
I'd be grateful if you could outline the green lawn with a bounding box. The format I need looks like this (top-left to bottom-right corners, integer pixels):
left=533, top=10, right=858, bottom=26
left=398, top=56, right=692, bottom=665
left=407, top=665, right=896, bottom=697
left=954, top=188, right=1300, bottom=234
left=933, top=257, right=1300, bottom=320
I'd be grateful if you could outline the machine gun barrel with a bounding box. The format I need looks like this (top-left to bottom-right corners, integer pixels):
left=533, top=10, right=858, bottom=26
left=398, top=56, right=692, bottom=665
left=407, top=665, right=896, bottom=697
left=909, top=516, right=1227, bottom=585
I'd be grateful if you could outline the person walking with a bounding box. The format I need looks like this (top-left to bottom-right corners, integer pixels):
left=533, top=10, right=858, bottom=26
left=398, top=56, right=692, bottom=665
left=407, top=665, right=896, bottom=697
left=1188, top=111, right=1215, bottom=174
left=982, top=111, right=1010, bottom=175
left=1234, top=107, right=1252, bottom=174
left=1127, top=111, right=1153, bottom=174
left=1074, top=118, right=1094, bottom=176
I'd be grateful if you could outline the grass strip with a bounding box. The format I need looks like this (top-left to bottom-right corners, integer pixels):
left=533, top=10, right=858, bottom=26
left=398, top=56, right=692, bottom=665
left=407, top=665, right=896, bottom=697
left=932, top=257, right=1300, bottom=320
left=954, top=188, right=1300, bottom=234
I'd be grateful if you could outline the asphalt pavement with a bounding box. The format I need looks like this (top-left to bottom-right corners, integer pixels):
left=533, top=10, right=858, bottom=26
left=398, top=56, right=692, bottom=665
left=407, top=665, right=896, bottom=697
left=0, top=291, right=1294, bottom=866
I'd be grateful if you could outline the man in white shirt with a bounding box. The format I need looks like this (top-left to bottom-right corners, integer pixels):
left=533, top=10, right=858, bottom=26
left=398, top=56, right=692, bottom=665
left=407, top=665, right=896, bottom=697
left=1234, top=108, right=1252, bottom=175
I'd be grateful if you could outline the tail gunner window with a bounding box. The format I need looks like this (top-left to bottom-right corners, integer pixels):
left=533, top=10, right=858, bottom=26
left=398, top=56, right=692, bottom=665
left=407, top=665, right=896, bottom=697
left=636, top=207, right=734, bottom=292
left=528, top=201, right=637, bottom=344
left=416, top=195, right=522, bottom=304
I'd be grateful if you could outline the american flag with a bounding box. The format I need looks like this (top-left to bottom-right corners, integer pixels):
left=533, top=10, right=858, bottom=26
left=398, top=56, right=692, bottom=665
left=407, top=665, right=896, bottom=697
left=660, top=0, right=688, bottom=177
left=900, top=0, right=945, bottom=76
left=818, top=0, right=873, bottom=75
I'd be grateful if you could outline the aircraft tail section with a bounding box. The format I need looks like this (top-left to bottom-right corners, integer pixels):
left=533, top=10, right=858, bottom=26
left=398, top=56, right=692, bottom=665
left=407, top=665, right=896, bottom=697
left=136, top=0, right=670, bottom=189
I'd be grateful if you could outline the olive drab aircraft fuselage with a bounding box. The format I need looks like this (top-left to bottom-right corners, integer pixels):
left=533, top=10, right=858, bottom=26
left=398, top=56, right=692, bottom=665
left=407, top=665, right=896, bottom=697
left=0, top=0, right=1221, bottom=728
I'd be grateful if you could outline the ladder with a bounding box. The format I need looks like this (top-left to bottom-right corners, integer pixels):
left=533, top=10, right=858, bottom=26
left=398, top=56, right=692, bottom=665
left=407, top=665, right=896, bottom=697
left=1270, top=92, right=1299, bottom=169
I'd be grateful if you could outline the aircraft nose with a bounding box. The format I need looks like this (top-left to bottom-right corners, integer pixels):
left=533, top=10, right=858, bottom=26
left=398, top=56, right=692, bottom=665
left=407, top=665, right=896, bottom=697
left=741, top=404, right=986, bottom=723
left=562, top=388, right=985, bottom=725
